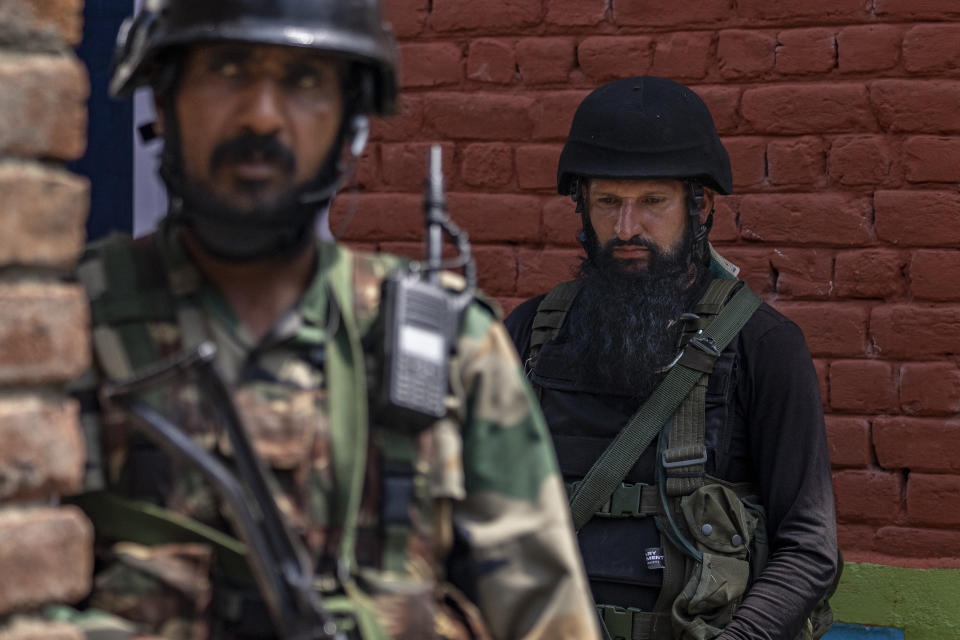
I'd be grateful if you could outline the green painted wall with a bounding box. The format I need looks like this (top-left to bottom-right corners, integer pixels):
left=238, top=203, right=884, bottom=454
left=832, top=563, right=960, bottom=640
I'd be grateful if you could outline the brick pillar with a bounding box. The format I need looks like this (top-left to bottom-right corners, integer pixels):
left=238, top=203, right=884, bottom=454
left=0, top=1, right=93, bottom=637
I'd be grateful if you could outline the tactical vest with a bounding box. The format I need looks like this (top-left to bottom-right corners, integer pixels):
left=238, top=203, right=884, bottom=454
left=73, top=231, right=487, bottom=640
left=526, top=276, right=834, bottom=640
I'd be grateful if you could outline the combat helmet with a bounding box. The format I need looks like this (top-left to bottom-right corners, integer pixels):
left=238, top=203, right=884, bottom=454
left=558, top=76, right=731, bottom=197
left=111, top=0, right=396, bottom=115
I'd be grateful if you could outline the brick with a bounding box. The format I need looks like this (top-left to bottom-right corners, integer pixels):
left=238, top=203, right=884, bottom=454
left=870, top=80, right=960, bottom=133
left=710, top=196, right=739, bottom=243
left=825, top=416, right=872, bottom=468
left=874, top=526, right=960, bottom=560
left=380, top=142, right=456, bottom=191
left=0, top=283, right=89, bottom=385
left=738, top=0, right=870, bottom=21
left=542, top=196, right=582, bottom=247
left=397, top=43, right=462, bottom=88
left=612, top=0, right=730, bottom=25
left=529, top=91, right=591, bottom=141
left=776, top=28, right=837, bottom=75
left=741, top=84, right=875, bottom=134
left=830, top=360, right=898, bottom=413
left=545, top=0, right=608, bottom=26
left=716, top=30, right=775, bottom=80
left=0, top=506, right=92, bottom=614
left=472, top=245, right=518, bottom=297
left=0, top=618, right=82, bottom=640
left=576, top=37, right=654, bottom=82
left=901, top=363, right=960, bottom=416
left=431, top=0, right=541, bottom=32
left=649, top=32, right=713, bottom=80
left=740, top=194, right=873, bottom=245
left=516, top=248, right=584, bottom=297
left=875, top=0, right=960, bottom=19
left=903, top=136, right=960, bottom=183
left=0, top=53, right=88, bottom=160
left=383, top=0, right=428, bottom=38
left=696, top=86, right=742, bottom=135
left=907, top=473, right=960, bottom=527
left=0, top=162, right=88, bottom=268
left=774, top=302, right=868, bottom=357
left=516, top=144, right=561, bottom=191
left=517, top=38, right=575, bottom=84
left=902, top=25, right=960, bottom=74
left=911, top=250, right=960, bottom=301
left=871, top=305, right=960, bottom=358
left=828, top=136, right=895, bottom=186
left=770, top=248, right=833, bottom=298
left=466, top=39, right=516, bottom=85
left=837, top=524, right=878, bottom=554
left=424, top=93, right=534, bottom=141
left=0, top=0, right=83, bottom=48
left=834, top=249, right=905, bottom=299
left=460, top=143, right=514, bottom=189
left=716, top=248, right=774, bottom=294
left=875, top=191, right=960, bottom=247
left=723, top=137, right=766, bottom=189
left=767, top=137, right=826, bottom=186
left=369, top=95, right=423, bottom=142
left=833, top=469, right=903, bottom=525
left=331, top=193, right=422, bottom=242
left=0, top=395, right=83, bottom=502
left=447, top=194, right=542, bottom=243
left=837, top=25, right=903, bottom=73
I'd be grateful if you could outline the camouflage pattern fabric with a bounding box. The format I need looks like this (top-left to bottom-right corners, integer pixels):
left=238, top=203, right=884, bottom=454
left=69, top=218, right=598, bottom=640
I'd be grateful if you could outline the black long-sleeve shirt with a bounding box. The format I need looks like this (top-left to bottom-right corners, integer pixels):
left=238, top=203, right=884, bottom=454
left=505, top=287, right=839, bottom=640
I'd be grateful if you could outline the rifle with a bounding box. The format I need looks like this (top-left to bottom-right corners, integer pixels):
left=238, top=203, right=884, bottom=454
left=104, top=342, right=345, bottom=640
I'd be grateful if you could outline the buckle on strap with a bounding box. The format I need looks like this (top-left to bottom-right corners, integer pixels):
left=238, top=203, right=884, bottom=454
left=689, top=333, right=720, bottom=357
left=661, top=445, right=708, bottom=469
left=566, top=481, right=658, bottom=518
left=597, top=604, right=634, bottom=640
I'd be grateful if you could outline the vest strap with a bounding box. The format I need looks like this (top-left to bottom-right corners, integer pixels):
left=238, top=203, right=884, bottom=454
left=565, top=481, right=662, bottom=518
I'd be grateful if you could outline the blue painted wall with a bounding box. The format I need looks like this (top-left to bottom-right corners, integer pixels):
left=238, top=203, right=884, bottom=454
left=71, top=0, right=134, bottom=241
left=825, top=623, right=905, bottom=639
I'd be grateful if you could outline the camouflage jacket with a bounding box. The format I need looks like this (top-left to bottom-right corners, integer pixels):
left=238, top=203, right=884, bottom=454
left=70, top=219, right=599, bottom=640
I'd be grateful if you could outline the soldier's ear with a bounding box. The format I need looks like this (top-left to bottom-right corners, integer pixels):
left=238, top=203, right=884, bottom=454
left=701, top=189, right=716, bottom=221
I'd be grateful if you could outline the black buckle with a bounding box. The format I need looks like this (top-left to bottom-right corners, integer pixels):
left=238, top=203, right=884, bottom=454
left=688, top=333, right=720, bottom=357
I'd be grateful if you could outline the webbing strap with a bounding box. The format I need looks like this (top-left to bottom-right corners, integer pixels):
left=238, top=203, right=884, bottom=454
left=565, top=481, right=661, bottom=518
left=321, top=243, right=370, bottom=575
left=596, top=604, right=665, bottom=640
left=568, top=283, right=761, bottom=530
left=528, top=280, right=582, bottom=367
left=662, top=378, right=707, bottom=497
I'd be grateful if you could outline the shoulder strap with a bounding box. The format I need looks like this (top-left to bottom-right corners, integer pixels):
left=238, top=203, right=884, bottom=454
left=527, top=279, right=582, bottom=371
left=568, top=282, right=762, bottom=531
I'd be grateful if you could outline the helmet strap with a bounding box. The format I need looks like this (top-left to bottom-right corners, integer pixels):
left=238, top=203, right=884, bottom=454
left=687, top=182, right=713, bottom=267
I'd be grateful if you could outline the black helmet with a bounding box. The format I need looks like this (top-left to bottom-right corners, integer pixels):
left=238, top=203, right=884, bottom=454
left=111, top=0, right=396, bottom=115
left=557, top=76, right=732, bottom=196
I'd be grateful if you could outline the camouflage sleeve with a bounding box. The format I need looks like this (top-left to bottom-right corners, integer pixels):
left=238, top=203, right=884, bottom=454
left=450, top=303, right=600, bottom=640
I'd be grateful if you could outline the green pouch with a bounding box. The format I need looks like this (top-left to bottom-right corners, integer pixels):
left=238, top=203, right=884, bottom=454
left=671, top=484, right=758, bottom=639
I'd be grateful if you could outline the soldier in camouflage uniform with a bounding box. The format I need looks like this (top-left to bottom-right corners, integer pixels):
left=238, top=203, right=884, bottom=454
left=62, top=1, right=599, bottom=639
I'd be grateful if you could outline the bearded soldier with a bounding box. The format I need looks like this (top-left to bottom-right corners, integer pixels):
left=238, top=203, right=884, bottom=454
left=62, top=2, right=598, bottom=639
left=505, top=77, right=839, bottom=640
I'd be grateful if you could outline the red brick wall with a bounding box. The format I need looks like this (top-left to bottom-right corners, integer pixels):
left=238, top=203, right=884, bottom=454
left=333, top=0, right=960, bottom=567
left=0, top=0, right=92, bottom=636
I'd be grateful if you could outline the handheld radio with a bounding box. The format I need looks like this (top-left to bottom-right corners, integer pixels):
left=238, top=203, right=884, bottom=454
left=379, top=146, right=476, bottom=429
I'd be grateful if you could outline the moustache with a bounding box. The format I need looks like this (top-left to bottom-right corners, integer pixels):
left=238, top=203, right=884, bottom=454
left=209, top=133, right=297, bottom=176
left=604, top=236, right=663, bottom=255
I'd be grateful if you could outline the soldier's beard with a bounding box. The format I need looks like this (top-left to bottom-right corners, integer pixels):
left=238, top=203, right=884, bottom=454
left=566, top=222, right=703, bottom=399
